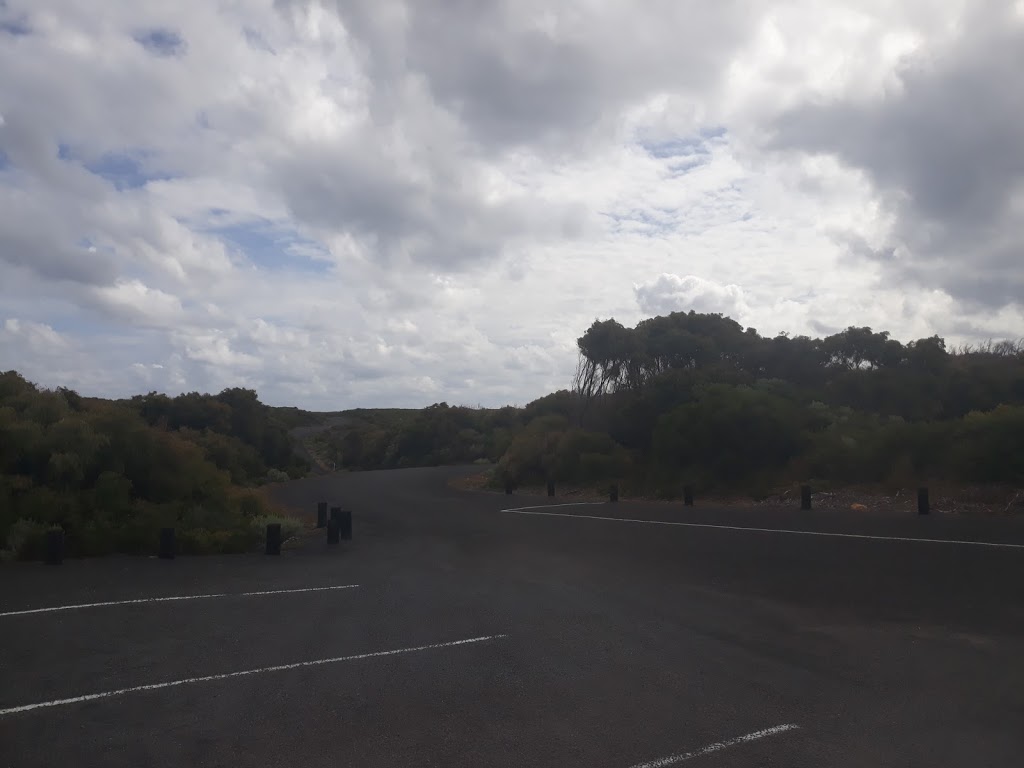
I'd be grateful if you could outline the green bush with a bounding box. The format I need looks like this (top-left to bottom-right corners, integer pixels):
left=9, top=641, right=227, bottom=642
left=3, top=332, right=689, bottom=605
left=0, top=372, right=313, bottom=560
left=2, top=518, right=54, bottom=561
left=252, top=515, right=304, bottom=543
left=265, top=468, right=290, bottom=483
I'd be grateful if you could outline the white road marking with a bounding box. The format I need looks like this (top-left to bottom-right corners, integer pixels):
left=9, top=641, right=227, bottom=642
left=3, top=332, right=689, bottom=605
left=0, top=634, right=506, bottom=717
left=0, top=585, right=360, bottom=618
left=629, top=723, right=800, bottom=767
left=508, top=505, right=1024, bottom=549
left=504, top=502, right=608, bottom=512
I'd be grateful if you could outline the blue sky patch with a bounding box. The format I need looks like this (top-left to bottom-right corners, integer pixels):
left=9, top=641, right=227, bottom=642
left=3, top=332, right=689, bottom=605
left=133, top=28, right=186, bottom=57
left=83, top=151, right=176, bottom=190
left=0, top=0, right=30, bottom=37
left=638, top=126, right=728, bottom=171
left=0, top=17, right=30, bottom=36
left=209, top=219, right=332, bottom=274
left=601, top=207, right=679, bottom=237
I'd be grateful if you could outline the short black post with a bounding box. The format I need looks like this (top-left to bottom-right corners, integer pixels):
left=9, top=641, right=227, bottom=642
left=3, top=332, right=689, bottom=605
left=339, top=509, right=353, bottom=540
left=159, top=527, right=176, bottom=559
left=265, top=523, right=282, bottom=555
left=800, top=485, right=812, bottom=511
left=683, top=486, right=694, bottom=507
left=316, top=502, right=328, bottom=528
left=609, top=484, right=619, bottom=502
left=547, top=480, right=555, bottom=497
left=505, top=481, right=514, bottom=495
left=330, top=506, right=342, bottom=527
left=918, top=487, right=930, bottom=515
left=327, top=520, right=340, bottom=545
left=45, top=529, right=64, bottom=565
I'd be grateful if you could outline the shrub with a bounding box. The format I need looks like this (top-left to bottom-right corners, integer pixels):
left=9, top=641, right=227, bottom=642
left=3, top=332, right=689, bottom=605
left=3, top=518, right=54, bottom=561
left=251, top=515, right=304, bottom=543
left=265, top=468, right=290, bottom=484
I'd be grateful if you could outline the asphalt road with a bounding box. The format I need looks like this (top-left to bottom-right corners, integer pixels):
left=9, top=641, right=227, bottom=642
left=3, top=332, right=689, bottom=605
left=2, top=466, right=1023, bottom=767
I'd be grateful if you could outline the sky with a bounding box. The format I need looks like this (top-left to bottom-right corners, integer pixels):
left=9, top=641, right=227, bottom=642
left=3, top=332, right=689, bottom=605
left=1, top=0, right=1022, bottom=410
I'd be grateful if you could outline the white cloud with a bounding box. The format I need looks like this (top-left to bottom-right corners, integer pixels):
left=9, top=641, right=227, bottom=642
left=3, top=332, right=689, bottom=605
left=0, top=0, right=1021, bottom=408
left=2, top=318, right=67, bottom=349
left=634, top=274, right=750, bottom=319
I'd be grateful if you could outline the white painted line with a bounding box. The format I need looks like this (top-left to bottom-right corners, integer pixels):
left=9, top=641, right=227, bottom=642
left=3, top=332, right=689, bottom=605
left=509, top=506, right=1024, bottom=550
left=0, top=634, right=506, bottom=717
left=0, top=585, right=360, bottom=618
left=504, top=502, right=608, bottom=512
left=629, top=723, right=800, bottom=767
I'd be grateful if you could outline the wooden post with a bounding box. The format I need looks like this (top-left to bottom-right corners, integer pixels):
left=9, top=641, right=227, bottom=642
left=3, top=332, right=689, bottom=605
left=265, top=523, right=282, bottom=555
left=918, top=487, right=930, bottom=515
left=800, top=486, right=812, bottom=511
left=159, top=527, right=176, bottom=559
left=609, top=484, right=619, bottom=502
left=547, top=480, right=555, bottom=497
left=683, top=486, right=694, bottom=507
left=45, top=529, right=64, bottom=565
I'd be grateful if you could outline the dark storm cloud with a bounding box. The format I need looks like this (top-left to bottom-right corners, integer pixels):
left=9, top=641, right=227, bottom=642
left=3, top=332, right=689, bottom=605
left=768, top=1, right=1024, bottom=308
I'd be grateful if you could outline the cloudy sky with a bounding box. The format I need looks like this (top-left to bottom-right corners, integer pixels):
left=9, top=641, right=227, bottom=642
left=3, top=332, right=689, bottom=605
left=1, top=0, right=1022, bottom=409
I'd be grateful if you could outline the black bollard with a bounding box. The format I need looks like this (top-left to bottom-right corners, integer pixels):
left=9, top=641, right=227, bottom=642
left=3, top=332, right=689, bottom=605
left=505, top=481, right=514, bottom=495
left=159, top=527, right=176, bottom=559
left=683, top=486, right=694, bottom=507
left=918, top=487, right=930, bottom=515
left=316, top=502, right=328, bottom=528
left=800, top=485, right=812, bottom=511
left=45, top=529, right=64, bottom=565
left=609, top=484, right=619, bottom=502
left=327, top=520, right=340, bottom=545
left=339, top=510, right=353, bottom=540
left=330, top=506, right=342, bottom=527
left=547, top=480, right=555, bottom=497
left=266, top=523, right=282, bottom=555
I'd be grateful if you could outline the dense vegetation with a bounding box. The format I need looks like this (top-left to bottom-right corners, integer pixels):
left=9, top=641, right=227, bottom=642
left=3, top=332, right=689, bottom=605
left=309, top=406, right=521, bottom=471
left=321, top=312, right=1024, bottom=498
left=0, top=372, right=308, bottom=560
left=5, top=310, right=1022, bottom=561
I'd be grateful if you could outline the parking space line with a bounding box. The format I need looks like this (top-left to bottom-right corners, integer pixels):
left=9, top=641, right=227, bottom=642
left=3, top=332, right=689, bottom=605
left=508, top=506, right=1024, bottom=549
left=0, top=634, right=507, bottom=717
left=628, top=723, right=800, bottom=767
left=0, top=584, right=360, bottom=618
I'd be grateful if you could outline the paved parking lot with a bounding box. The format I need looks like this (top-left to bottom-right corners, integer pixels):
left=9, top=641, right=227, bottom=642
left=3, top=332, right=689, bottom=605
left=2, top=466, right=1023, bottom=766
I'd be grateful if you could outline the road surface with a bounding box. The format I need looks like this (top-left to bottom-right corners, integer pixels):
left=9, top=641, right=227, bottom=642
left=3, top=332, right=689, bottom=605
left=2, top=466, right=1023, bottom=766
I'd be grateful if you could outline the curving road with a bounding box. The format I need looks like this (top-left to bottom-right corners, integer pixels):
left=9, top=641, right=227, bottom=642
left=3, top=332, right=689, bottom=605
left=2, top=466, right=1024, bottom=766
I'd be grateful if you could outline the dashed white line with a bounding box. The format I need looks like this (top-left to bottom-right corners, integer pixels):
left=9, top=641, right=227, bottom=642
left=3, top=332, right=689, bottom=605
left=0, top=634, right=507, bottom=717
left=629, top=723, right=801, bottom=767
left=508, top=505, right=1024, bottom=549
left=0, top=585, right=360, bottom=618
